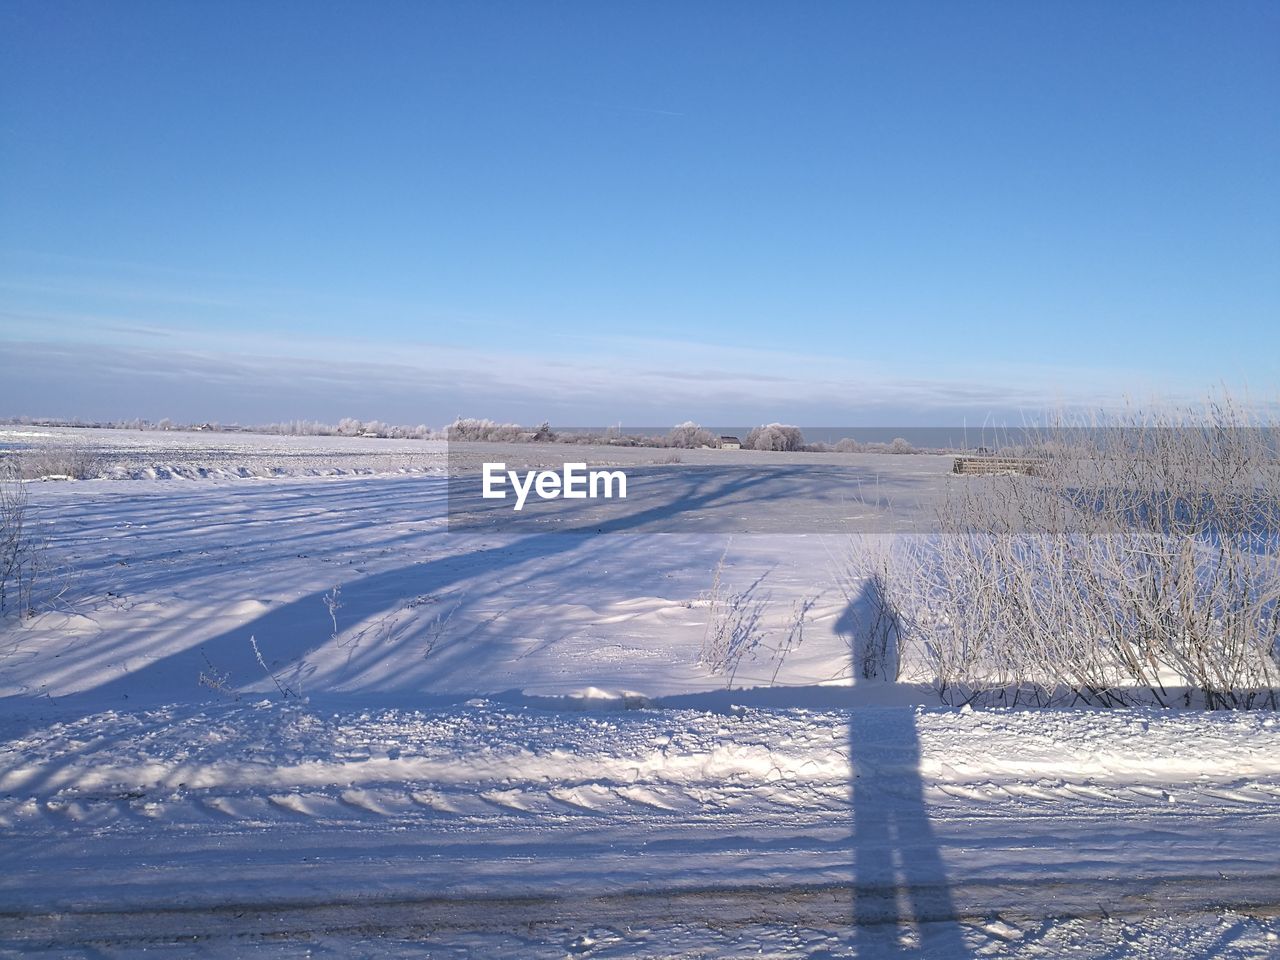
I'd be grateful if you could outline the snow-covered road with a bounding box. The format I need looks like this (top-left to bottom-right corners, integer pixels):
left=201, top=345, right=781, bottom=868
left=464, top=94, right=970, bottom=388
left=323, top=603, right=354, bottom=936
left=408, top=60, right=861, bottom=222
left=2, top=699, right=1279, bottom=956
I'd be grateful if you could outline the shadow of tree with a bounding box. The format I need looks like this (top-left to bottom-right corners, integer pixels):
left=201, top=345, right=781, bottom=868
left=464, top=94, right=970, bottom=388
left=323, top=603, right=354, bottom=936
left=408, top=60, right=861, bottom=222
left=449, top=461, right=939, bottom=534
left=10, top=465, right=809, bottom=712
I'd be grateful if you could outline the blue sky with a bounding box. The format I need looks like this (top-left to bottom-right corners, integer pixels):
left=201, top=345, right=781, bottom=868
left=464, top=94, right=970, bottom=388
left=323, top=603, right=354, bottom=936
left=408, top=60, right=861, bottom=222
left=1, top=1, right=1276, bottom=426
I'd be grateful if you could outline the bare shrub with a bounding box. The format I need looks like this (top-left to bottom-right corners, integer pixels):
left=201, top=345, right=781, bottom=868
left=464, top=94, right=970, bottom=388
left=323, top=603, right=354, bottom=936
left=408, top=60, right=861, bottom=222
left=764, top=595, right=818, bottom=684
left=854, top=578, right=903, bottom=681
left=323, top=585, right=343, bottom=643
left=421, top=595, right=463, bottom=660
left=832, top=539, right=905, bottom=682
left=198, top=649, right=237, bottom=699
left=251, top=635, right=298, bottom=698
left=871, top=395, right=1280, bottom=709
left=17, top=444, right=105, bottom=480
left=0, top=463, right=42, bottom=617
left=699, top=547, right=770, bottom=685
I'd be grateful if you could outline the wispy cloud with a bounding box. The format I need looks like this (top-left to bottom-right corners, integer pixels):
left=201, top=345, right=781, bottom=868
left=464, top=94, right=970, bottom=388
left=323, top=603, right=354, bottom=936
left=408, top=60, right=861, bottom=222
left=0, top=313, right=1232, bottom=426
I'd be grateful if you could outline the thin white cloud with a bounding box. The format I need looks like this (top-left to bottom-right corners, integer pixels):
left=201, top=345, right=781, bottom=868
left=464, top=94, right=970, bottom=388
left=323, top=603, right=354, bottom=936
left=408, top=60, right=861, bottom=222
left=0, top=320, right=1241, bottom=428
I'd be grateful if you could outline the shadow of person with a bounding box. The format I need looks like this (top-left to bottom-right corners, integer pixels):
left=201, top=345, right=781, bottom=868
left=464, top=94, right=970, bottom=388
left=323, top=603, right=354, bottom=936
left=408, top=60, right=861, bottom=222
left=846, top=707, right=970, bottom=957
left=836, top=572, right=900, bottom=682
left=841, top=577, right=970, bottom=957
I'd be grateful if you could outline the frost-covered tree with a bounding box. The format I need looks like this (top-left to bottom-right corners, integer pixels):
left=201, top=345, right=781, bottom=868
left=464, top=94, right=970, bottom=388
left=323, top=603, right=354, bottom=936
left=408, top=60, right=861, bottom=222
left=667, top=421, right=716, bottom=448
left=746, top=423, right=805, bottom=452
left=446, top=417, right=523, bottom=442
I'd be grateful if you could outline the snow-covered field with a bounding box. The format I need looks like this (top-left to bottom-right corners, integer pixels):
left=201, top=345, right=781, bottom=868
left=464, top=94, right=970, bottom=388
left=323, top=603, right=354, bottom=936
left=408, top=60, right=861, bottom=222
left=2, top=430, right=1279, bottom=958
left=0, top=425, right=449, bottom=479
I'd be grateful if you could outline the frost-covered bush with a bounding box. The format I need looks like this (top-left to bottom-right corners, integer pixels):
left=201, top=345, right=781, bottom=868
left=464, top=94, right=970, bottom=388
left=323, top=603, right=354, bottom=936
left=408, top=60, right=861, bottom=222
left=258, top=419, right=434, bottom=438
left=868, top=396, right=1280, bottom=709
left=699, top=549, right=769, bottom=686
left=260, top=421, right=330, bottom=436
left=17, top=445, right=104, bottom=480
left=445, top=418, right=524, bottom=442
left=745, top=423, right=805, bottom=452
left=667, top=421, right=717, bottom=449
left=0, top=462, right=40, bottom=616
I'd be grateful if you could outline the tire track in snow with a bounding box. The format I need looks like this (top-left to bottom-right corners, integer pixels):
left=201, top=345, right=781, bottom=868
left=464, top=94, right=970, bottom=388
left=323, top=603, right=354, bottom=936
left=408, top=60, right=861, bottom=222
left=3, top=875, right=1280, bottom=953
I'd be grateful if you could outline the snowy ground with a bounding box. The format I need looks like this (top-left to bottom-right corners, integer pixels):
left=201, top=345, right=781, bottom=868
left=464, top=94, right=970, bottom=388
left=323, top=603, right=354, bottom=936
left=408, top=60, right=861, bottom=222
left=0, top=425, right=448, bottom=479
left=0, top=424, right=957, bottom=487
left=2, top=436, right=1279, bottom=957
left=3, top=697, right=1279, bottom=957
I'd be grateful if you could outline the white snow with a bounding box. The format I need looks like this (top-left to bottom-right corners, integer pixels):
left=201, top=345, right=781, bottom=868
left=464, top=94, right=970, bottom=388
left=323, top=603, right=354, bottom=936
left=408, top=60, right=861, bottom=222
left=3, top=699, right=1280, bottom=956
left=1, top=434, right=1278, bottom=957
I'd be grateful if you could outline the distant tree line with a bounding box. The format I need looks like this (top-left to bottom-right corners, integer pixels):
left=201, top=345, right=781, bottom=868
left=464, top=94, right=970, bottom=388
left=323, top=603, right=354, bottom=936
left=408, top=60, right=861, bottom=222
left=0, top=415, right=929, bottom=453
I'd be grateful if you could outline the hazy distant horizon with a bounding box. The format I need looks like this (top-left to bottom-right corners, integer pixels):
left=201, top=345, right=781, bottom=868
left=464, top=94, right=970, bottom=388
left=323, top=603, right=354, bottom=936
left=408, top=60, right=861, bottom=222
left=3, top=333, right=1267, bottom=431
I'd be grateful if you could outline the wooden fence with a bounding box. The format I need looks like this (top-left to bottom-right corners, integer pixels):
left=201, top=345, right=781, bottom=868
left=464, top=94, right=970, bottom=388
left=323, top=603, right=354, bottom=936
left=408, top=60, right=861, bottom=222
left=952, top=456, right=1041, bottom=476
